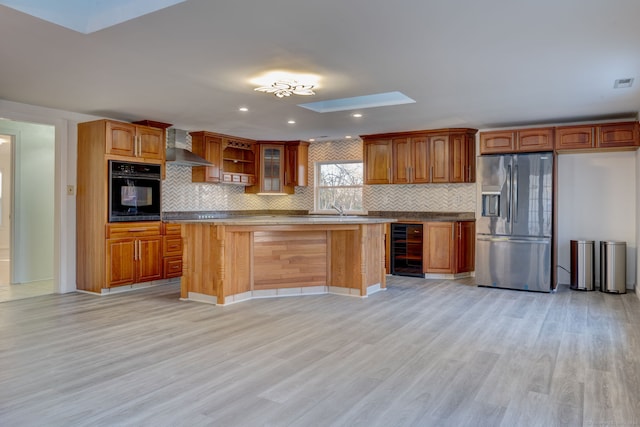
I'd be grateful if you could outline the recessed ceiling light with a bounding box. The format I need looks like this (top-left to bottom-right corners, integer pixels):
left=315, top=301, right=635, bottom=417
left=309, top=138, right=315, bottom=142
left=239, top=107, right=249, bottom=112
left=287, top=120, right=296, bottom=124
left=351, top=113, right=363, bottom=118
left=345, top=135, right=352, bottom=139
left=614, top=78, right=634, bottom=89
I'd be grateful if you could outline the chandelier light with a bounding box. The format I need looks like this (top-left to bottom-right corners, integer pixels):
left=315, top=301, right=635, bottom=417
left=254, top=79, right=316, bottom=98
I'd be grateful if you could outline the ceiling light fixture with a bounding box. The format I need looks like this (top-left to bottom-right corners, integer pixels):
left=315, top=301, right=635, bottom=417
left=287, top=120, right=296, bottom=124
left=351, top=113, right=363, bottom=118
left=255, top=79, right=316, bottom=98
left=239, top=107, right=249, bottom=112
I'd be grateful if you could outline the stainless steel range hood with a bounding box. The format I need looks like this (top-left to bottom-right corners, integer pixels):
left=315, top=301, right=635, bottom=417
left=165, top=129, right=212, bottom=166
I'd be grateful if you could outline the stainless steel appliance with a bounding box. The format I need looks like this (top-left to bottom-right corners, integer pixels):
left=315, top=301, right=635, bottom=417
left=108, top=161, right=161, bottom=222
left=476, top=152, right=553, bottom=292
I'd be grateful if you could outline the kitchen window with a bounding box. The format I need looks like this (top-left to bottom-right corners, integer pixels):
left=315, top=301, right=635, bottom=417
left=314, top=161, right=364, bottom=214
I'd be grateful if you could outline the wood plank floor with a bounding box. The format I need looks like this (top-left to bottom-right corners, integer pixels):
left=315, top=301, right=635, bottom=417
left=1, top=276, right=640, bottom=426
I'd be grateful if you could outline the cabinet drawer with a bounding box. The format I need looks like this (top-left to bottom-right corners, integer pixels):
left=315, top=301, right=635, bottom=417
left=163, top=236, right=183, bottom=257
left=162, top=223, right=181, bottom=236
left=164, top=256, right=183, bottom=278
left=106, top=222, right=161, bottom=238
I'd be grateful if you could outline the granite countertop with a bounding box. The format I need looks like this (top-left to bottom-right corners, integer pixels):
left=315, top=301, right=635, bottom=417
left=163, top=210, right=475, bottom=225
left=167, top=215, right=396, bottom=226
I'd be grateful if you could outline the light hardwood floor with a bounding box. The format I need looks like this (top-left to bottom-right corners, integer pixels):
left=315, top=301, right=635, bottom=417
left=1, top=276, right=639, bottom=426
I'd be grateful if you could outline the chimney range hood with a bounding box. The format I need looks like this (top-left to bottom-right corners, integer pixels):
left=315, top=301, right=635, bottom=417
left=165, top=129, right=212, bottom=167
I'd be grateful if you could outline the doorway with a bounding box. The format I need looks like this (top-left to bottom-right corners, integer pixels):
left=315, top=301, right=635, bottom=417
left=0, top=121, right=55, bottom=302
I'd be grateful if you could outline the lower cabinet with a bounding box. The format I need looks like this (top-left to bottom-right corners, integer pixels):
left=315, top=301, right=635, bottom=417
left=162, top=223, right=183, bottom=279
left=105, top=222, right=182, bottom=288
left=388, top=220, right=475, bottom=277
left=423, top=221, right=475, bottom=275
left=106, top=236, right=163, bottom=287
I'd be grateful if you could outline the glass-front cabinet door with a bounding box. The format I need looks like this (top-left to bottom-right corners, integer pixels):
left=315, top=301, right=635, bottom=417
left=261, top=144, right=284, bottom=193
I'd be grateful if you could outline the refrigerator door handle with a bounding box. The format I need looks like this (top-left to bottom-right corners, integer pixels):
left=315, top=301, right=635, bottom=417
left=513, top=164, right=518, bottom=223
left=506, top=164, right=512, bottom=223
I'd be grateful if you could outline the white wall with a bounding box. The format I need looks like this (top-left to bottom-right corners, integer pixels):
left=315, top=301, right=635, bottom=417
left=557, top=151, right=637, bottom=288
left=0, top=121, right=55, bottom=282
left=0, top=136, right=10, bottom=255
left=0, top=99, right=98, bottom=293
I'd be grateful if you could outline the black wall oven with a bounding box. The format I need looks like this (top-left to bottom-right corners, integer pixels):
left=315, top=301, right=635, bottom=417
left=109, top=161, right=161, bottom=222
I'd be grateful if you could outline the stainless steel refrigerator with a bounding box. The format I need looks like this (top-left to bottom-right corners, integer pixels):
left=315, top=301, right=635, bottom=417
left=476, top=152, right=553, bottom=292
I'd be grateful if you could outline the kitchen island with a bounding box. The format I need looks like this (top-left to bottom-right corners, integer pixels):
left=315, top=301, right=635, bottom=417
left=172, top=216, right=395, bottom=305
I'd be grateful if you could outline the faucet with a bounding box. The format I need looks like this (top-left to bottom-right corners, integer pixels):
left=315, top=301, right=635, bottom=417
left=331, top=204, right=345, bottom=216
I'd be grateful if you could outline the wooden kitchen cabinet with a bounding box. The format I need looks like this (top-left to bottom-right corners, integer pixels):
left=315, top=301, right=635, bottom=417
left=162, top=223, right=183, bottom=279
left=480, top=128, right=553, bottom=154
left=246, top=143, right=285, bottom=194
left=284, top=141, right=309, bottom=189
left=105, top=222, right=163, bottom=288
left=364, top=128, right=477, bottom=185
left=364, top=138, right=393, bottom=184
left=456, top=221, right=475, bottom=273
left=597, top=122, right=639, bottom=148
left=429, top=134, right=450, bottom=183
left=392, top=136, right=430, bottom=184
left=221, top=137, right=256, bottom=185
left=190, top=132, right=223, bottom=183
left=479, top=131, right=515, bottom=154
left=448, top=131, right=476, bottom=183
left=423, top=221, right=475, bottom=275
left=555, top=125, right=595, bottom=150
left=555, top=122, right=638, bottom=151
left=517, top=128, right=554, bottom=152
left=191, top=131, right=257, bottom=185
left=104, top=120, right=165, bottom=161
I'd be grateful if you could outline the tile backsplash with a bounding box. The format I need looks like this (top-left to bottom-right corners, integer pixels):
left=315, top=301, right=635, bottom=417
left=162, top=136, right=476, bottom=212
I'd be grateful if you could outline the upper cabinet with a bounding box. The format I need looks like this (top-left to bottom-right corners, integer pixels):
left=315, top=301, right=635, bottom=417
left=480, top=128, right=553, bottom=154
left=246, top=141, right=309, bottom=194
left=364, top=138, right=393, bottom=184
left=555, top=122, right=639, bottom=151
left=191, top=132, right=222, bottom=183
left=82, top=119, right=165, bottom=162
left=284, top=141, right=309, bottom=189
left=554, top=125, right=594, bottom=150
left=363, top=128, right=476, bottom=185
left=480, top=122, right=639, bottom=154
left=190, top=131, right=256, bottom=185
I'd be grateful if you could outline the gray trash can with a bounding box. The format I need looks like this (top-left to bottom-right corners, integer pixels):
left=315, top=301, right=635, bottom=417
left=570, top=240, right=595, bottom=291
left=600, top=241, right=626, bottom=294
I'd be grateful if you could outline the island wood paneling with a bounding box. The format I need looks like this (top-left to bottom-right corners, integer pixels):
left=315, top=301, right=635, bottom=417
left=329, top=230, right=361, bottom=290
left=223, top=230, right=252, bottom=296
left=364, top=224, right=386, bottom=291
left=253, top=231, right=327, bottom=289
left=181, top=223, right=221, bottom=300
left=180, top=222, right=389, bottom=304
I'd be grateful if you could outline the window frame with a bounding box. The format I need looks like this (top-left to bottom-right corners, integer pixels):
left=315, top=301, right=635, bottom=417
left=313, top=160, right=366, bottom=215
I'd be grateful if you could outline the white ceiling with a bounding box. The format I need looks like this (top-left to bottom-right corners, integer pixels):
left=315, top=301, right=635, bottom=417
left=1, top=0, right=639, bottom=141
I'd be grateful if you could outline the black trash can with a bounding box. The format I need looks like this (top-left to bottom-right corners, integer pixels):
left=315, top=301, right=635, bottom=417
left=570, top=240, right=595, bottom=291
left=600, top=241, right=626, bottom=294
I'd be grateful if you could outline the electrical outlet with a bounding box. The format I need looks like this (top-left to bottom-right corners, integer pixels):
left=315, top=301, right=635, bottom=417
left=66, top=185, right=75, bottom=195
